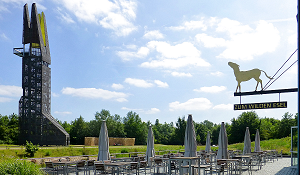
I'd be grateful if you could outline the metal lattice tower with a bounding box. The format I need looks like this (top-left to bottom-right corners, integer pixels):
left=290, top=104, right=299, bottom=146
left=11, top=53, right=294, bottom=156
left=13, top=3, right=69, bottom=145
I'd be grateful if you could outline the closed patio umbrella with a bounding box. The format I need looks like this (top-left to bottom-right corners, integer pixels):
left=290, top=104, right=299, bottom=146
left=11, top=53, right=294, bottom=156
left=243, top=127, right=251, bottom=155
left=184, top=114, right=197, bottom=158
left=97, top=120, right=110, bottom=161
left=217, top=122, right=228, bottom=159
left=254, top=129, right=261, bottom=152
left=146, top=125, right=155, bottom=166
left=205, top=131, right=211, bottom=153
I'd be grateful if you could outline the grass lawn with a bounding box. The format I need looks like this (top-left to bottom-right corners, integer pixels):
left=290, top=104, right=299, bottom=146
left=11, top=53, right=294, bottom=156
left=0, top=137, right=292, bottom=159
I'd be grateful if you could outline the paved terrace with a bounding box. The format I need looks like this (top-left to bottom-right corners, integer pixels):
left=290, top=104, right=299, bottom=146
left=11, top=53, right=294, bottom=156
left=241, top=157, right=297, bottom=175
left=51, top=157, right=297, bottom=175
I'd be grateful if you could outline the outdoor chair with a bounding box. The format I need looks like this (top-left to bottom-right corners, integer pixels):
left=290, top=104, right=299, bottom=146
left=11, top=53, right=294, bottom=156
left=211, top=161, right=228, bottom=175
left=94, top=163, right=111, bottom=175
left=86, top=160, right=95, bottom=175
left=279, top=150, right=283, bottom=158
left=169, top=160, right=179, bottom=174
left=265, top=151, right=274, bottom=162
left=74, top=160, right=87, bottom=175
left=42, top=161, right=64, bottom=175
left=272, top=150, right=278, bottom=161
left=153, top=158, right=165, bottom=173
left=240, top=158, right=252, bottom=175
left=128, top=162, right=139, bottom=175
left=249, top=155, right=262, bottom=171
left=138, top=160, right=150, bottom=175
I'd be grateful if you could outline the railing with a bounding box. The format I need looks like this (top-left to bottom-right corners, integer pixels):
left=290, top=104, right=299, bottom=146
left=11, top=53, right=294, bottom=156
left=13, top=48, right=26, bottom=57
left=13, top=47, right=41, bottom=57
left=110, top=150, right=180, bottom=158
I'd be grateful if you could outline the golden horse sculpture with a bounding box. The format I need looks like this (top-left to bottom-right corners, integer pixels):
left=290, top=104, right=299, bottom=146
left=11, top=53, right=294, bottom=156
left=228, top=62, right=273, bottom=92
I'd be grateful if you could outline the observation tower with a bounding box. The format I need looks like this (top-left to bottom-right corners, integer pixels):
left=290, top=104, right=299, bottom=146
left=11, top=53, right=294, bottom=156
left=13, top=3, right=69, bottom=145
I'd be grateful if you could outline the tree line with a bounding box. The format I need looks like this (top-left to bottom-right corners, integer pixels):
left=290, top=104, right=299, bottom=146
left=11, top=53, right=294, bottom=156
left=0, top=110, right=297, bottom=145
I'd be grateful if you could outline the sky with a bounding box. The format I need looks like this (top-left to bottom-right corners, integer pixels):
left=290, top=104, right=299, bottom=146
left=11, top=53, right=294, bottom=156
left=0, top=0, right=298, bottom=125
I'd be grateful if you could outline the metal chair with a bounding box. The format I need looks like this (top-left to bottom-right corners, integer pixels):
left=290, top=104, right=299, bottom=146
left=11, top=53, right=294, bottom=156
left=75, top=161, right=86, bottom=175
left=94, top=163, right=109, bottom=175
left=42, top=161, right=63, bottom=175
left=86, top=160, right=95, bottom=175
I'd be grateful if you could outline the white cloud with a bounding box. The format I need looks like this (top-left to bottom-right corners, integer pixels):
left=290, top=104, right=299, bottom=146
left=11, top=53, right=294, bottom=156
left=145, top=108, right=160, bottom=114
left=52, top=92, right=60, bottom=97
left=143, top=30, right=164, bottom=40
left=61, top=87, right=128, bottom=102
left=124, top=78, right=153, bottom=88
left=195, top=33, right=226, bottom=48
left=0, top=0, right=46, bottom=11
left=168, top=20, right=207, bottom=31
left=0, top=5, right=9, bottom=13
left=0, top=85, right=22, bottom=97
left=169, top=98, right=212, bottom=111
left=125, top=44, right=137, bottom=49
left=0, top=33, right=9, bottom=41
left=54, top=111, right=72, bottom=115
left=213, top=104, right=232, bottom=110
left=171, top=72, right=192, bottom=77
left=111, top=83, right=124, bottom=90
left=56, top=7, right=75, bottom=24
left=122, top=107, right=142, bottom=112
left=141, top=41, right=210, bottom=69
left=117, top=47, right=149, bottom=61
left=210, top=71, right=224, bottom=77
left=154, top=80, right=169, bottom=88
left=56, top=0, right=138, bottom=36
left=196, top=18, right=280, bottom=60
left=286, top=65, right=298, bottom=75
left=0, top=97, right=12, bottom=103
left=216, top=18, right=252, bottom=36
left=288, top=32, right=297, bottom=46
left=121, top=107, right=160, bottom=114
left=193, top=86, right=226, bottom=93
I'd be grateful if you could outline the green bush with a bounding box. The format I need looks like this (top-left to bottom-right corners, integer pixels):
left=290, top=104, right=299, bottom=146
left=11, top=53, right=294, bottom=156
left=25, top=141, right=39, bottom=157
left=121, top=148, right=129, bottom=153
left=44, top=150, right=51, bottom=156
left=0, top=157, right=44, bottom=175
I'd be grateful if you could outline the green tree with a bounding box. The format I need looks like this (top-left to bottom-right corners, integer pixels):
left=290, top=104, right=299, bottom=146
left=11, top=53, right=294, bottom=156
left=25, top=140, right=39, bottom=157
left=228, top=111, right=260, bottom=144
left=61, top=121, right=72, bottom=134
left=123, top=111, right=147, bottom=145
left=194, top=122, right=207, bottom=145
left=170, top=116, right=186, bottom=145
left=211, top=124, right=220, bottom=145
left=276, top=112, right=297, bottom=138
left=69, top=116, right=88, bottom=145
left=0, top=114, right=19, bottom=144
left=87, top=110, right=125, bottom=138
left=153, top=119, right=174, bottom=144
left=259, top=117, right=280, bottom=140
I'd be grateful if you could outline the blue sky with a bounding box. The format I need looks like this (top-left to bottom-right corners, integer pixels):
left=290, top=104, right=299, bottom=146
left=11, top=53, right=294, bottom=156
left=0, top=0, right=298, bottom=124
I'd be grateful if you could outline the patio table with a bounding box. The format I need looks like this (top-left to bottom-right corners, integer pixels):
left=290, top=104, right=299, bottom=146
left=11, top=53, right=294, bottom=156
left=168, top=156, right=200, bottom=175
left=104, top=161, right=132, bottom=175
left=111, top=157, right=133, bottom=162
left=153, top=157, right=169, bottom=173
left=52, top=160, right=78, bottom=175
left=217, top=159, right=241, bottom=175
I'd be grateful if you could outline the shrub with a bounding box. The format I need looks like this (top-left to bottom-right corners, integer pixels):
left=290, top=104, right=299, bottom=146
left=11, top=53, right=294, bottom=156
left=44, top=150, right=51, bottom=156
left=0, top=157, right=44, bottom=175
left=25, top=141, right=39, bottom=157
left=121, top=148, right=129, bottom=153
